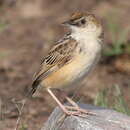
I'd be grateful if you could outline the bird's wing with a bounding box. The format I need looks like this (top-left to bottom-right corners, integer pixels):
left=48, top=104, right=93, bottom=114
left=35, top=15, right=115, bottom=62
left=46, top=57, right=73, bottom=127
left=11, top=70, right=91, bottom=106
left=29, top=38, right=78, bottom=95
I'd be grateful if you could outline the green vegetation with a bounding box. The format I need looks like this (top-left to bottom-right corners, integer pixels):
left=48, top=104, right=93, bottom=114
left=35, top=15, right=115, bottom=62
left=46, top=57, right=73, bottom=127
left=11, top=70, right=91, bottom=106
left=0, top=22, right=11, bottom=59
left=94, top=85, right=130, bottom=115
left=20, top=123, right=28, bottom=130
left=103, top=16, right=130, bottom=57
left=0, top=22, right=7, bottom=32
left=97, top=16, right=130, bottom=115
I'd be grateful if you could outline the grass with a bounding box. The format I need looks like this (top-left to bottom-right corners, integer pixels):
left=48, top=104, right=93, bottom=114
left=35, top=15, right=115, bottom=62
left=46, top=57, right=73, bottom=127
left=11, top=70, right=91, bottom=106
left=0, top=22, right=7, bottom=32
left=103, top=15, right=130, bottom=57
left=94, top=85, right=130, bottom=115
left=20, top=123, right=28, bottom=130
left=0, top=21, right=12, bottom=59
left=96, top=16, right=130, bottom=115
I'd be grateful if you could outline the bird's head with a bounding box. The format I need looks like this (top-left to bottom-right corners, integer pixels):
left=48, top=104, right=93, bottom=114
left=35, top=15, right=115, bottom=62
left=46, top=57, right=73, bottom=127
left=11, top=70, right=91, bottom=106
left=62, top=12, right=103, bottom=38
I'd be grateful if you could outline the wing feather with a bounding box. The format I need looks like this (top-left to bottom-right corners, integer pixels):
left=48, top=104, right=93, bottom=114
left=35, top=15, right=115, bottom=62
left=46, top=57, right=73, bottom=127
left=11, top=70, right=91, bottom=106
left=28, top=38, right=78, bottom=96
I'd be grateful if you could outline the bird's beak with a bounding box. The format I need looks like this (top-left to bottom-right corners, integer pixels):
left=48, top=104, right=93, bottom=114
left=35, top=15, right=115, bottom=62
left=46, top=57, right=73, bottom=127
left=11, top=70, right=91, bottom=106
left=62, top=20, right=70, bottom=26
left=62, top=20, right=75, bottom=26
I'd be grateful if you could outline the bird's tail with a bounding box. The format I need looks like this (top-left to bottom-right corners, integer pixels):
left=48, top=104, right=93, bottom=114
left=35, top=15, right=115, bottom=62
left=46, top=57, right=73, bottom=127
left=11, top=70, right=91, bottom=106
left=25, top=79, right=40, bottom=98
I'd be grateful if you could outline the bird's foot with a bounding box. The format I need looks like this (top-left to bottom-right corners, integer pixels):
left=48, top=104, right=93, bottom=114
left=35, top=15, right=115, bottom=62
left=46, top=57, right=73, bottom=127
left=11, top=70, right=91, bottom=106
left=63, top=105, right=96, bottom=117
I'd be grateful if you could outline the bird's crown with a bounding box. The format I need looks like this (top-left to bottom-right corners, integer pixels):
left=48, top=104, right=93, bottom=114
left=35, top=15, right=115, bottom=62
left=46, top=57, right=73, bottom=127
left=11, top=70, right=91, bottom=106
left=63, top=12, right=101, bottom=28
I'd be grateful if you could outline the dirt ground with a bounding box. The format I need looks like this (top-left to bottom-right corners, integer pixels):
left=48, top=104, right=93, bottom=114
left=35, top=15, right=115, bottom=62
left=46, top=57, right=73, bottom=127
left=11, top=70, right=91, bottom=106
left=0, top=0, right=130, bottom=130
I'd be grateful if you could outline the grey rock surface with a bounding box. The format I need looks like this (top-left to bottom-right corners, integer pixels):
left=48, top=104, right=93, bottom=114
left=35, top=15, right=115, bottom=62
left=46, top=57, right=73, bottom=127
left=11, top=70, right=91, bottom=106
left=41, top=104, right=130, bottom=130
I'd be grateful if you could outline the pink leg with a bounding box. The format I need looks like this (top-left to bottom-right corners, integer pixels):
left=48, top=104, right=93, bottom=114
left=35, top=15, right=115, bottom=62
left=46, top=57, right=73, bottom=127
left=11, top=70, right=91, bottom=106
left=65, top=97, right=95, bottom=115
left=47, top=88, right=82, bottom=116
left=47, top=88, right=67, bottom=113
left=65, top=97, right=79, bottom=108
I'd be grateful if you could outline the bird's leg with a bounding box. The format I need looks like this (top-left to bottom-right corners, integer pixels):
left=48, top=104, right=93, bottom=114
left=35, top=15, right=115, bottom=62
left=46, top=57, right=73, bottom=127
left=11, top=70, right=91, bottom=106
left=65, top=97, right=95, bottom=115
left=47, top=88, right=67, bottom=113
left=53, top=89, right=94, bottom=115
left=50, top=88, right=78, bottom=108
left=65, top=96, right=79, bottom=108
left=47, top=88, right=84, bottom=116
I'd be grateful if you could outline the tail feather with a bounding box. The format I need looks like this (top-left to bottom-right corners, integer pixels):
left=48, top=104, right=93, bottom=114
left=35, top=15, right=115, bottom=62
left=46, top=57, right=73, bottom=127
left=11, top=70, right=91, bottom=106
left=26, top=79, right=40, bottom=98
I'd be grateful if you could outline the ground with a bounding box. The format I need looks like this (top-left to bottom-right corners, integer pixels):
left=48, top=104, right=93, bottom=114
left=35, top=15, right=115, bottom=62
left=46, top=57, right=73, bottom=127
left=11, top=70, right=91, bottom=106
left=0, top=0, right=130, bottom=130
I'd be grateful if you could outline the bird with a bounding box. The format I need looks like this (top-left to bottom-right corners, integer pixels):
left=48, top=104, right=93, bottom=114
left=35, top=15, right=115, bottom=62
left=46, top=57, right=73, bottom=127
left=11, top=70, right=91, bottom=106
left=29, top=12, right=103, bottom=116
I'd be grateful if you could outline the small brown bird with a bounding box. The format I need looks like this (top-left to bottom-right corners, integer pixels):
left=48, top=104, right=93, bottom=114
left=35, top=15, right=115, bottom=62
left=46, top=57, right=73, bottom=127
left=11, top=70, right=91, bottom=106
left=29, top=12, right=103, bottom=116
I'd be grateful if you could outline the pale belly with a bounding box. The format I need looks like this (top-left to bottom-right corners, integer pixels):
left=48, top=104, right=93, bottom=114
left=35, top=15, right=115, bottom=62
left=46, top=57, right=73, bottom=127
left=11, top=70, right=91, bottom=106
left=41, top=52, right=100, bottom=89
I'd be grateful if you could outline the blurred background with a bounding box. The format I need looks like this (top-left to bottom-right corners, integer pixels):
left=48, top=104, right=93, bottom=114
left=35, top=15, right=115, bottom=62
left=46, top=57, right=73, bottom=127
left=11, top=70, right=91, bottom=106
left=0, top=0, right=130, bottom=129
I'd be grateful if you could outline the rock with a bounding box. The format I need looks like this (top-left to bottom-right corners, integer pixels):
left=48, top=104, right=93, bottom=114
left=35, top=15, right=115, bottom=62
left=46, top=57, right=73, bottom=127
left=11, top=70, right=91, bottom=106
left=41, top=104, right=130, bottom=130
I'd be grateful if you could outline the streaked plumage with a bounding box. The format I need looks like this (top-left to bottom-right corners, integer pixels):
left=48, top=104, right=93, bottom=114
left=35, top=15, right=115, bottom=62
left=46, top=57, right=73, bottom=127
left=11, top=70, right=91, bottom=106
left=31, top=36, right=78, bottom=93
left=28, top=12, right=103, bottom=116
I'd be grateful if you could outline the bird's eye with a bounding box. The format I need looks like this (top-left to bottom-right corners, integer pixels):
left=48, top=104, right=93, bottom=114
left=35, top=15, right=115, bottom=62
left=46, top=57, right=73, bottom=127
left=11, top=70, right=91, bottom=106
left=81, top=19, right=86, bottom=25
